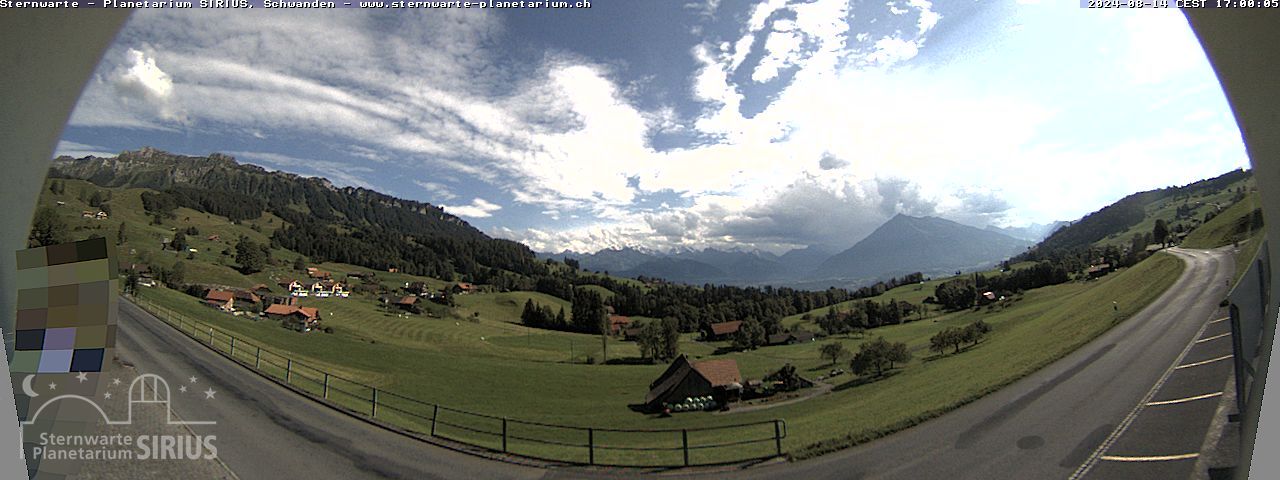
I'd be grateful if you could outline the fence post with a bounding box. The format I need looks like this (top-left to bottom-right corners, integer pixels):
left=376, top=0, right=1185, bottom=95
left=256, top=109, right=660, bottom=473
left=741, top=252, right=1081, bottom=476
left=682, top=429, right=689, bottom=466
left=430, top=405, right=439, bottom=436
left=588, top=428, right=595, bottom=465
left=208, top=327, right=214, bottom=345
left=286, top=359, right=292, bottom=384
left=255, top=347, right=261, bottom=369
left=230, top=337, right=236, bottom=358
left=774, top=420, right=782, bottom=457
left=502, top=418, right=508, bottom=453
left=323, top=373, right=330, bottom=399
left=371, top=388, right=378, bottom=417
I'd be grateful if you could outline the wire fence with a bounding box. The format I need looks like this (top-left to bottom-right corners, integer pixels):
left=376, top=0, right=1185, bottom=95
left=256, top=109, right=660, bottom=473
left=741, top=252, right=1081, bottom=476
left=129, top=297, right=787, bottom=467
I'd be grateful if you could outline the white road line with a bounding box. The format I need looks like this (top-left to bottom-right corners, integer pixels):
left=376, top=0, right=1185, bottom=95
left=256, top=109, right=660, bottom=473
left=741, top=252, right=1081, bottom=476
left=1174, top=355, right=1233, bottom=370
left=1145, top=392, right=1223, bottom=406
left=1195, top=332, right=1231, bottom=344
left=1067, top=315, right=1213, bottom=480
left=1099, top=453, right=1200, bottom=462
left=1209, top=317, right=1230, bottom=324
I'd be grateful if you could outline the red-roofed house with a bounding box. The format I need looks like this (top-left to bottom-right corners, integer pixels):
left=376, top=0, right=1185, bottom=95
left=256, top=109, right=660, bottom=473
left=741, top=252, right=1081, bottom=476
left=643, top=355, right=743, bottom=412
left=451, top=282, right=476, bottom=294
left=232, top=290, right=261, bottom=311
left=704, top=321, right=743, bottom=341
left=265, top=304, right=322, bottom=332
left=204, top=290, right=235, bottom=311
left=608, top=315, right=631, bottom=335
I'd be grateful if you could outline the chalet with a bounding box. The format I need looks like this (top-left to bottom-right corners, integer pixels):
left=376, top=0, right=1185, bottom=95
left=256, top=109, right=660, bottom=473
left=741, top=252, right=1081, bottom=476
left=704, top=321, right=743, bottom=341
left=392, top=295, right=420, bottom=311
left=128, top=263, right=153, bottom=278
left=766, top=331, right=817, bottom=346
left=644, top=355, right=742, bottom=412
left=232, top=290, right=261, bottom=311
left=451, top=282, right=476, bottom=295
left=203, top=290, right=235, bottom=311
left=310, top=280, right=349, bottom=298
left=405, top=281, right=430, bottom=295
left=1086, top=264, right=1114, bottom=279
left=95, top=211, right=108, bottom=220
left=264, top=304, right=321, bottom=332
left=279, top=280, right=308, bottom=297
left=250, top=283, right=273, bottom=295
left=623, top=327, right=644, bottom=341
left=608, top=315, right=631, bottom=335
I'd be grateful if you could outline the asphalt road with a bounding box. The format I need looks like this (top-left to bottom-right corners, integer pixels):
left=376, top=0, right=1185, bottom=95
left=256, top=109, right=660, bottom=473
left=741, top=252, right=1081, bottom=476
left=115, top=247, right=1235, bottom=480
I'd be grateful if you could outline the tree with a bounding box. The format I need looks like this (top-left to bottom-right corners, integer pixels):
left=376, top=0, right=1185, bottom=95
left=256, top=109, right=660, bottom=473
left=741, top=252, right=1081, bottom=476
left=171, top=231, right=188, bottom=252
left=88, top=190, right=105, bottom=208
left=116, top=222, right=127, bottom=245
left=28, top=207, right=69, bottom=247
left=850, top=337, right=911, bottom=377
left=1153, top=219, right=1170, bottom=247
left=162, top=261, right=187, bottom=288
left=293, top=256, right=307, bottom=271
left=731, top=318, right=766, bottom=350
left=124, top=270, right=140, bottom=297
left=929, top=327, right=965, bottom=355
left=820, top=342, right=848, bottom=366
left=235, top=236, right=268, bottom=273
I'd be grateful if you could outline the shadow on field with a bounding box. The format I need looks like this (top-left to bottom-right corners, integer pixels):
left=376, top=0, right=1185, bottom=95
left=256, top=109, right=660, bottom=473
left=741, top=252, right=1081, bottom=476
left=605, top=357, right=654, bottom=365
left=832, top=370, right=901, bottom=392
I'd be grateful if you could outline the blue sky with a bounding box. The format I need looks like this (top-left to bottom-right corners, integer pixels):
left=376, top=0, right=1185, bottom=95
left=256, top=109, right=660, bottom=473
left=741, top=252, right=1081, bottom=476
left=57, top=1, right=1247, bottom=254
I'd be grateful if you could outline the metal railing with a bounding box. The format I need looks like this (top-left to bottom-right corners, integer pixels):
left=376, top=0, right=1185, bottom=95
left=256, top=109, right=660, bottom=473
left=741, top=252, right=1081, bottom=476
left=128, top=297, right=787, bottom=467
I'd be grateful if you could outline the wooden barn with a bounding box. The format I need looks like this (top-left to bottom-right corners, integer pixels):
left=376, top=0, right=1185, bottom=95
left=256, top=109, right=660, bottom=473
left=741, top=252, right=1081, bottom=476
left=703, top=321, right=743, bottom=341
left=643, top=355, right=742, bottom=412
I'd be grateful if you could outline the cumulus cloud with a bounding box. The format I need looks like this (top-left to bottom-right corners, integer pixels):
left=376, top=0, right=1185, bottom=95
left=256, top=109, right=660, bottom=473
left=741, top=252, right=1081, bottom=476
left=114, top=49, right=173, bottom=102
left=818, top=153, right=849, bottom=170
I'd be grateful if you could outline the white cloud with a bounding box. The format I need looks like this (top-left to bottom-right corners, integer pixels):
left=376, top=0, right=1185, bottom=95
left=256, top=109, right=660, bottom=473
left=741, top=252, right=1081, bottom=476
left=53, top=140, right=116, bottom=159
left=115, top=48, right=174, bottom=101
left=227, top=151, right=375, bottom=190
left=413, top=181, right=458, bottom=201
left=441, top=198, right=503, bottom=218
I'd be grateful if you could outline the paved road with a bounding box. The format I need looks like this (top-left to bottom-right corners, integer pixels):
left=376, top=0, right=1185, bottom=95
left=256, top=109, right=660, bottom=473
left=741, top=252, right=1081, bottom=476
left=116, top=299, right=548, bottom=480
left=116, top=247, right=1235, bottom=480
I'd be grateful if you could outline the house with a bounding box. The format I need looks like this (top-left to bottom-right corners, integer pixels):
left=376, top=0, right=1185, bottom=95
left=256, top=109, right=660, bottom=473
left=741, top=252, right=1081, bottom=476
left=95, top=211, right=108, bottom=220
left=704, top=321, right=743, bottom=341
left=347, top=271, right=375, bottom=281
left=264, top=304, right=321, bottom=332
left=766, top=331, right=817, bottom=346
left=232, top=290, right=261, bottom=311
left=250, top=283, right=273, bottom=295
left=405, top=281, right=430, bottom=295
left=451, top=282, right=476, bottom=294
left=392, top=295, right=420, bottom=311
left=279, top=280, right=308, bottom=297
left=81, top=211, right=94, bottom=218
left=1086, top=264, right=1114, bottom=279
left=623, top=327, right=644, bottom=341
left=981, top=291, right=998, bottom=302
left=643, top=355, right=743, bottom=412
left=203, top=290, right=235, bottom=311
left=310, top=280, right=347, bottom=298
left=608, top=315, right=631, bottom=335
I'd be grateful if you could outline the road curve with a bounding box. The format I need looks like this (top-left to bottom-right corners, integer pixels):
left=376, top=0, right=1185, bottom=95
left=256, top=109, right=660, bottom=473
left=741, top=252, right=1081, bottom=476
left=116, top=247, right=1233, bottom=480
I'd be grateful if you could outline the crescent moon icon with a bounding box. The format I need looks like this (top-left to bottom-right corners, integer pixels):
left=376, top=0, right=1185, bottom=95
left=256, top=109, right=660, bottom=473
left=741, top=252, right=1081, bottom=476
left=21, top=375, right=38, bottom=398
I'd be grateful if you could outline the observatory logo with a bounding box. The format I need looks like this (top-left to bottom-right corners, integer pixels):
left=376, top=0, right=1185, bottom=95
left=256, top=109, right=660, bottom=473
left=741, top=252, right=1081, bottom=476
left=19, top=373, right=219, bottom=461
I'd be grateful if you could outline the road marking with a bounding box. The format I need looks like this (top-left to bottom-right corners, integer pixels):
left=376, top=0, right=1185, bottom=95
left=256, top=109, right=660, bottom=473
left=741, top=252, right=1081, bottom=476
left=1175, top=355, right=1233, bottom=370
left=1195, top=332, right=1231, bottom=344
left=1209, top=317, right=1230, bottom=324
left=1099, top=453, right=1200, bottom=462
left=1146, top=392, right=1223, bottom=406
left=1068, top=316, right=1212, bottom=480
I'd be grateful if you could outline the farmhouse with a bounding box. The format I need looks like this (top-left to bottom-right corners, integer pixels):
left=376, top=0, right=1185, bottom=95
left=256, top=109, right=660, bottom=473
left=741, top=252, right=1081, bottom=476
left=405, top=281, right=430, bottom=295
left=644, top=355, right=742, bottom=412
left=250, top=283, right=273, bottom=295
left=704, top=321, right=743, bottom=341
left=279, top=279, right=308, bottom=297
left=392, top=295, right=420, bottom=311
left=264, top=304, right=321, bottom=332
left=203, top=290, right=235, bottom=311
left=608, top=315, right=631, bottom=335
left=451, top=282, right=476, bottom=294
left=1086, top=263, right=1114, bottom=279
left=766, top=331, right=816, bottom=346
left=232, top=290, right=261, bottom=311
left=310, top=280, right=349, bottom=298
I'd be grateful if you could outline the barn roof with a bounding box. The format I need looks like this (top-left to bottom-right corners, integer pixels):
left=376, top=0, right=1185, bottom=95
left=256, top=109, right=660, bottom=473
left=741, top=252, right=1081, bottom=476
left=691, top=359, right=742, bottom=388
left=709, top=321, right=743, bottom=336
left=204, top=290, right=235, bottom=302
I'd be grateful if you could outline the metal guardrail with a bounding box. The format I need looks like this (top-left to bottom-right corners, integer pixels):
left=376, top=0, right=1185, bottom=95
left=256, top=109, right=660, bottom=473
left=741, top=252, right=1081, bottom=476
left=129, top=296, right=787, bottom=467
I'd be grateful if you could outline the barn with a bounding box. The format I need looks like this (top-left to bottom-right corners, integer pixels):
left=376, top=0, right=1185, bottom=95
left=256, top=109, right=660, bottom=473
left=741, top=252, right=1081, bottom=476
left=643, top=355, right=742, bottom=412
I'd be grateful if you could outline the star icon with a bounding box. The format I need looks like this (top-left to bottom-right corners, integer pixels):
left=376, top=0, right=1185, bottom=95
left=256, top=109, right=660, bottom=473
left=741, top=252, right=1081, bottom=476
left=203, top=388, right=216, bottom=400
left=189, top=376, right=198, bottom=384
left=103, top=392, right=112, bottom=400
left=179, top=385, right=188, bottom=393
left=76, top=372, right=88, bottom=383
left=111, top=378, right=121, bottom=386
left=47, top=382, right=56, bottom=391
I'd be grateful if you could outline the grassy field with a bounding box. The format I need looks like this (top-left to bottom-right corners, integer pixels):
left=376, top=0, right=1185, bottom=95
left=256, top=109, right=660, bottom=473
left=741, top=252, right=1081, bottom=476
left=1096, top=176, right=1253, bottom=249
left=45, top=178, right=1190, bottom=464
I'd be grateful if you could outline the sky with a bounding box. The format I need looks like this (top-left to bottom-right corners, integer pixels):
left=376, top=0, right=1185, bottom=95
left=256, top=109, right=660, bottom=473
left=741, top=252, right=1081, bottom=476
left=57, top=1, right=1249, bottom=255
